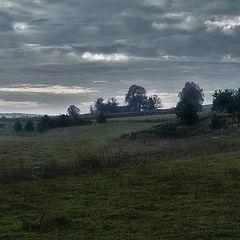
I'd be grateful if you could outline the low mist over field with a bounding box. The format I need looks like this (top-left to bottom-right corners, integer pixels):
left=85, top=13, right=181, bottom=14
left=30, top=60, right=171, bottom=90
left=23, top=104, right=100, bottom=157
left=0, top=0, right=240, bottom=114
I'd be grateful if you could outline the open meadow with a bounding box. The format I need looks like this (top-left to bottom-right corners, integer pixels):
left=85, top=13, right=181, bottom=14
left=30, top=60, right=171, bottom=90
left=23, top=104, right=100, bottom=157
left=1, top=113, right=240, bottom=239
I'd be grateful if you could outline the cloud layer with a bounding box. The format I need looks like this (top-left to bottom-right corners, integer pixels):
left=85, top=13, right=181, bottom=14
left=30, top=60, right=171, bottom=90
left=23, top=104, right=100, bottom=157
left=0, top=0, right=240, bottom=113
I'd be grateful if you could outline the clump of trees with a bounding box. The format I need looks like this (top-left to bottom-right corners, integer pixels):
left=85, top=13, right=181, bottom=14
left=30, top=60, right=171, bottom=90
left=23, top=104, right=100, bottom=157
left=37, top=105, right=91, bottom=133
left=212, top=88, right=240, bottom=125
left=37, top=115, right=91, bottom=133
left=90, top=98, right=119, bottom=114
left=13, top=119, right=35, bottom=133
left=125, top=85, right=162, bottom=112
left=175, top=82, right=204, bottom=125
left=212, top=89, right=240, bottom=114
left=90, top=85, right=162, bottom=115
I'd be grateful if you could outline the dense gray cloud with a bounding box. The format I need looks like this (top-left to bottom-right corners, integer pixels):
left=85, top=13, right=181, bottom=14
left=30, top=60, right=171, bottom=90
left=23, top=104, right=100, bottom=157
left=0, top=0, right=240, bottom=114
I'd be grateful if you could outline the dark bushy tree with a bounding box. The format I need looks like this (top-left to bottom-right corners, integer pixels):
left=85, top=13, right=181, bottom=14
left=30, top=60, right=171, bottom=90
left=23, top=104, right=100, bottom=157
left=125, top=85, right=147, bottom=112
left=13, top=121, right=22, bottom=132
left=91, top=97, right=119, bottom=114
left=24, top=119, right=35, bottom=132
left=67, top=105, right=80, bottom=119
left=212, top=88, right=240, bottom=124
left=94, top=98, right=105, bottom=113
left=179, top=82, right=204, bottom=110
left=175, top=99, right=199, bottom=125
left=37, top=114, right=91, bottom=132
left=212, top=89, right=239, bottom=113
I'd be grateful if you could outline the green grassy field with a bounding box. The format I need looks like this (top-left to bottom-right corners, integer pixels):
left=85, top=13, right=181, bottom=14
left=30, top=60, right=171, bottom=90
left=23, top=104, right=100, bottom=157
left=1, top=152, right=240, bottom=239
left=1, top=113, right=240, bottom=239
left=0, top=120, right=157, bottom=169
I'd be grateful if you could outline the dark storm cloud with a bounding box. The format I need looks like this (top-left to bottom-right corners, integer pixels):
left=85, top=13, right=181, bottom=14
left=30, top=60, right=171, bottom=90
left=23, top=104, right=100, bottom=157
left=0, top=0, right=240, bottom=113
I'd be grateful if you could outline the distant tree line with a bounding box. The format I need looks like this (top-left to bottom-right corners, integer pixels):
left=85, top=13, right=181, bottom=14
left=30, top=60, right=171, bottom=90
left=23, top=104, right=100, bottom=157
left=90, top=97, right=119, bottom=114
left=90, top=85, right=162, bottom=115
left=13, top=105, right=92, bottom=133
left=37, top=114, right=91, bottom=133
left=13, top=119, right=35, bottom=133
left=12, top=82, right=240, bottom=133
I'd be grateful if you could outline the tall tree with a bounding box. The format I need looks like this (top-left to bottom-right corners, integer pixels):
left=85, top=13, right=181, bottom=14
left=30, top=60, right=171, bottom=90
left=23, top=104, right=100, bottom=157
left=125, top=85, right=147, bottom=112
left=179, top=82, right=204, bottom=110
left=67, top=105, right=80, bottom=119
left=94, top=98, right=105, bottom=113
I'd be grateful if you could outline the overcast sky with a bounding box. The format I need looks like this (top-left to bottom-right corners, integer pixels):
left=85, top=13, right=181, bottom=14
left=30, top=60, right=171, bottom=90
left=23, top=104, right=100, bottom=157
left=0, top=0, right=240, bottom=114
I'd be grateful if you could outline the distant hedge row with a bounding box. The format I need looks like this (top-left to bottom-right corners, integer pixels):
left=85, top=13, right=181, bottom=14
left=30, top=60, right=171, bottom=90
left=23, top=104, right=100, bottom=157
left=13, top=115, right=92, bottom=133
left=37, top=115, right=92, bottom=132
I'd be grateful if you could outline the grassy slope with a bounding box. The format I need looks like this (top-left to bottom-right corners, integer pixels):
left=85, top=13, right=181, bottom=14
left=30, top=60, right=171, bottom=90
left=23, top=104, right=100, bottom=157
left=1, top=113, right=240, bottom=239
left=1, top=152, right=240, bottom=239
left=0, top=121, right=157, bottom=169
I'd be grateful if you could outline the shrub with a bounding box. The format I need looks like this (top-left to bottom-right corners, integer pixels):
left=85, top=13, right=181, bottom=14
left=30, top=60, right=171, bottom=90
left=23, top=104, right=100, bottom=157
left=210, top=115, right=227, bottom=129
left=37, top=114, right=92, bottom=132
left=13, top=121, right=22, bottom=132
left=96, top=112, right=107, bottom=123
left=175, top=99, right=199, bottom=125
left=24, top=119, right=35, bottom=132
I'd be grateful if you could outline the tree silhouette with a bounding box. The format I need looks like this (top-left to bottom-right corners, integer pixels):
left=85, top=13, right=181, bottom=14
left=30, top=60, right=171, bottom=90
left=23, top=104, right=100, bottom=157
left=92, top=97, right=119, bottom=114
left=67, top=105, right=80, bottom=119
left=125, top=85, right=147, bottom=112
left=179, top=82, right=204, bottom=110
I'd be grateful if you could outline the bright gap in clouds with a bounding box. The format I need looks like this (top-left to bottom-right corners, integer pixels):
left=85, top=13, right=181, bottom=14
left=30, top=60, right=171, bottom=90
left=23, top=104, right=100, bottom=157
left=205, top=16, right=240, bottom=33
left=0, top=85, right=98, bottom=95
left=81, top=52, right=129, bottom=62
left=13, top=22, right=29, bottom=33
